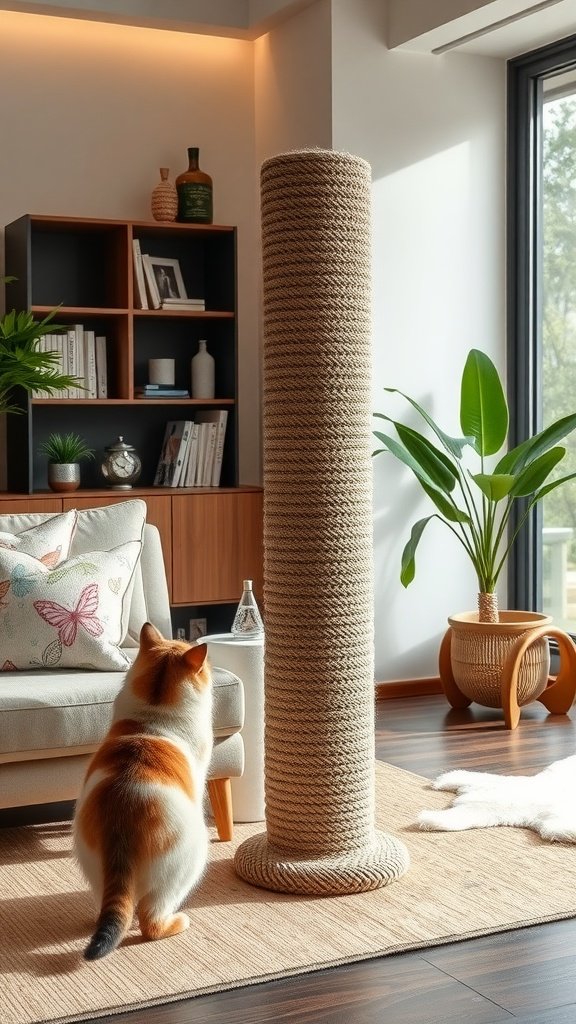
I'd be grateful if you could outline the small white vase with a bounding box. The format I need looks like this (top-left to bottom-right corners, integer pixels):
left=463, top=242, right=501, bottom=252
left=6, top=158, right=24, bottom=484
left=191, top=339, right=215, bottom=399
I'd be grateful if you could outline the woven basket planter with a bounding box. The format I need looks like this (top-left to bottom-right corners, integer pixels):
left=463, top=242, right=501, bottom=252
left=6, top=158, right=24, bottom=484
left=448, top=611, right=552, bottom=708
left=438, top=610, right=576, bottom=729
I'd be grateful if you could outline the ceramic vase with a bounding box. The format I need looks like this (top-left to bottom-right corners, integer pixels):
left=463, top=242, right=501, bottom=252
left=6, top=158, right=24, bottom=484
left=47, top=462, right=80, bottom=492
left=151, top=168, right=178, bottom=222
left=191, top=339, right=215, bottom=398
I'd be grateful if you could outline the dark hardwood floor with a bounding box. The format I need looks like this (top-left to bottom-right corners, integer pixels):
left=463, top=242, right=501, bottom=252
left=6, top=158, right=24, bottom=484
left=21, top=695, right=576, bottom=1023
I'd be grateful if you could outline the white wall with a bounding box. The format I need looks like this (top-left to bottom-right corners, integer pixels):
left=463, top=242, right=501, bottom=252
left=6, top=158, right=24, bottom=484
left=254, top=0, right=332, bottom=164
left=0, top=10, right=261, bottom=483
left=331, top=0, right=506, bottom=681
left=0, top=1, right=509, bottom=683
left=251, top=0, right=332, bottom=481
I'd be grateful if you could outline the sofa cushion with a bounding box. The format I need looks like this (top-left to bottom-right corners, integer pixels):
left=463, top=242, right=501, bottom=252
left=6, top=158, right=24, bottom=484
left=0, top=508, right=77, bottom=565
left=0, top=501, right=147, bottom=644
left=0, top=540, right=142, bottom=672
left=68, top=500, right=147, bottom=642
left=0, top=665, right=244, bottom=755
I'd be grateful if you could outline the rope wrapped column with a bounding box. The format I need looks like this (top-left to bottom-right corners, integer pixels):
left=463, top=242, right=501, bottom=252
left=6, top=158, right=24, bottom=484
left=234, top=149, right=410, bottom=895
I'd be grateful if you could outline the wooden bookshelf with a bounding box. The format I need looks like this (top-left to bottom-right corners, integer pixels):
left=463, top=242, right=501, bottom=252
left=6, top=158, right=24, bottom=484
left=2, top=215, right=263, bottom=623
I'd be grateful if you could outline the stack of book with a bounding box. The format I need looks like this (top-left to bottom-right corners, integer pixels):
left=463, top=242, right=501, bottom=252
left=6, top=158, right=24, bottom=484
left=161, top=297, right=205, bottom=311
left=153, top=411, right=228, bottom=488
left=34, top=325, right=107, bottom=399
left=135, top=385, right=190, bottom=400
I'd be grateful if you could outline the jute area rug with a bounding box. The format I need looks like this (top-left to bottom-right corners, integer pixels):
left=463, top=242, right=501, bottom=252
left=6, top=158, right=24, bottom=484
left=3, top=762, right=576, bottom=1024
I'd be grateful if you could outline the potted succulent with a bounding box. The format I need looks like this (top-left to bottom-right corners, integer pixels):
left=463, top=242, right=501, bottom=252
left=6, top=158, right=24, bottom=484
left=0, top=287, right=80, bottom=415
left=373, top=348, right=576, bottom=726
left=39, top=432, right=95, bottom=493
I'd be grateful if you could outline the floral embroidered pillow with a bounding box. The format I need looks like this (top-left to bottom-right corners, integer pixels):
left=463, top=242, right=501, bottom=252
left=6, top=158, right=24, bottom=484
left=0, top=509, right=77, bottom=566
left=0, top=539, right=142, bottom=672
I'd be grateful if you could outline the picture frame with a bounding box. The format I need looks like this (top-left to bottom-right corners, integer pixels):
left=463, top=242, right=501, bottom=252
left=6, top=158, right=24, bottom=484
left=142, top=255, right=187, bottom=308
left=189, top=617, right=207, bottom=643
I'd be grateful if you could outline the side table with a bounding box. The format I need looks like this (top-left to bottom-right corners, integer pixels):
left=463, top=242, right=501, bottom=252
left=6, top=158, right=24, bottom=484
left=204, top=632, right=265, bottom=822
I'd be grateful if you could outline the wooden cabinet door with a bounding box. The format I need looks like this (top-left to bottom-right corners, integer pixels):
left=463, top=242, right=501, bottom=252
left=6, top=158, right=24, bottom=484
left=0, top=497, right=63, bottom=515
left=62, top=493, right=173, bottom=597
left=172, top=490, right=263, bottom=605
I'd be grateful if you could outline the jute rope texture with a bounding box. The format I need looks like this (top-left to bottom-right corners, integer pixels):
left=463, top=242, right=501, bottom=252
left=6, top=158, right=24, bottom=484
left=234, top=149, right=409, bottom=894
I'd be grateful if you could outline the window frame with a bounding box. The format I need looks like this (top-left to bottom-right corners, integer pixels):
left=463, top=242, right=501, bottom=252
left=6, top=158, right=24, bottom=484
left=507, top=33, right=576, bottom=613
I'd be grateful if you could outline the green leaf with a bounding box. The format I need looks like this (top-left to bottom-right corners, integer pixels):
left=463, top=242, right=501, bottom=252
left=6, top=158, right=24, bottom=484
left=528, top=471, right=576, bottom=508
left=373, top=429, right=470, bottom=521
left=420, top=480, right=471, bottom=523
left=495, top=414, right=576, bottom=474
left=401, top=517, right=435, bottom=587
left=372, top=430, right=443, bottom=491
left=510, top=446, right=566, bottom=496
left=0, top=301, right=80, bottom=413
left=394, top=423, right=458, bottom=492
left=460, top=349, right=508, bottom=456
left=471, top=473, right=516, bottom=501
left=378, top=391, right=472, bottom=458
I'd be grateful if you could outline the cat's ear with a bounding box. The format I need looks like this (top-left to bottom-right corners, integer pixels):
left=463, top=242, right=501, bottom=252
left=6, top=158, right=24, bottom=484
left=184, top=642, right=208, bottom=674
left=139, top=622, right=164, bottom=649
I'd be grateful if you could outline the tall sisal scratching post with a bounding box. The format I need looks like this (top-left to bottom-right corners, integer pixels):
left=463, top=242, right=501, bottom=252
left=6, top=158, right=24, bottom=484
left=234, top=149, right=410, bottom=895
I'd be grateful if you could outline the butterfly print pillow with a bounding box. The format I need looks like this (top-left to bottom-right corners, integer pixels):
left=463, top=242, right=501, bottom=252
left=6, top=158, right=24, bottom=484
left=0, top=509, right=77, bottom=565
left=0, top=539, right=142, bottom=671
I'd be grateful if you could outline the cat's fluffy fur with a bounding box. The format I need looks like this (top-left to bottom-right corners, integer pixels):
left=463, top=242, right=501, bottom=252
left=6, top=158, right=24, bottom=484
left=73, top=622, right=213, bottom=960
left=418, top=755, right=576, bottom=842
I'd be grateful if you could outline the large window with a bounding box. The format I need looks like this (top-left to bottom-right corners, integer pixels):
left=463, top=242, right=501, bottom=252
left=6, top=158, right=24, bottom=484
left=508, top=37, right=576, bottom=629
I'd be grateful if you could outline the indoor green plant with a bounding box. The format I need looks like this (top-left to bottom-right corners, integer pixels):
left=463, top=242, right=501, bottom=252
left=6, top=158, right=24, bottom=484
left=373, top=348, right=576, bottom=722
left=0, top=287, right=80, bottom=414
left=38, top=431, right=95, bottom=493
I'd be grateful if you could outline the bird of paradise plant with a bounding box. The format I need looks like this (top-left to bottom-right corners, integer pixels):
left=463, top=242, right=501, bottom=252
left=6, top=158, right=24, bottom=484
left=373, top=348, right=576, bottom=623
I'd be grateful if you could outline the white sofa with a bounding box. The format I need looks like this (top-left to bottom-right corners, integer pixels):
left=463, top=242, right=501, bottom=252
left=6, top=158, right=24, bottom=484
left=0, top=501, right=245, bottom=840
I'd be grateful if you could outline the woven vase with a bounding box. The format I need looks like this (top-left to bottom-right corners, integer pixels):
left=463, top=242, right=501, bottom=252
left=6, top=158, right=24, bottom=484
left=151, top=168, right=177, bottom=222
left=448, top=610, right=552, bottom=708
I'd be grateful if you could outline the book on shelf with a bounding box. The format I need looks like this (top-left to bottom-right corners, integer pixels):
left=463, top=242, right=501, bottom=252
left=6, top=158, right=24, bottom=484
left=132, top=238, right=149, bottom=309
left=74, top=323, right=85, bottom=398
left=171, top=420, right=194, bottom=487
left=47, top=335, right=62, bottom=399
left=48, top=335, right=64, bottom=399
left=141, top=254, right=161, bottom=309
left=182, top=422, right=200, bottom=487
left=32, top=335, right=45, bottom=397
left=83, top=329, right=98, bottom=399
left=35, top=334, right=62, bottom=398
left=95, top=335, right=108, bottom=398
left=192, top=422, right=208, bottom=487
left=193, top=420, right=217, bottom=487
left=195, top=409, right=228, bottom=487
left=154, top=420, right=189, bottom=487
left=55, top=334, right=67, bottom=399
left=135, top=387, right=190, bottom=398
left=161, top=298, right=205, bottom=311
left=66, top=328, right=79, bottom=398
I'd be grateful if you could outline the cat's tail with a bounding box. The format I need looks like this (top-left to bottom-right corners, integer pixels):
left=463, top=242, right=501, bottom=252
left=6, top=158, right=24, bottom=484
left=84, top=867, right=135, bottom=960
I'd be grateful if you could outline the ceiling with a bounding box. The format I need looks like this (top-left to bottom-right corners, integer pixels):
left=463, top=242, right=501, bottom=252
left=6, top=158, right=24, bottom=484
left=0, top=0, right=574, bottom=57
left=0, top=0, right=313, bottom=38
left=388, top=0, right=576, bottom=59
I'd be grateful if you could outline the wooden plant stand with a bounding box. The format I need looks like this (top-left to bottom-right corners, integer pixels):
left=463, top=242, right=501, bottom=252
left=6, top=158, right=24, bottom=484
left=439, top=625, right=576, bottom=729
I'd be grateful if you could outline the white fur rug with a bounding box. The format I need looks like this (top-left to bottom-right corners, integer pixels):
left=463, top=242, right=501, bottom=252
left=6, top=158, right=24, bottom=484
left=418, top=755, right=576, bottom=842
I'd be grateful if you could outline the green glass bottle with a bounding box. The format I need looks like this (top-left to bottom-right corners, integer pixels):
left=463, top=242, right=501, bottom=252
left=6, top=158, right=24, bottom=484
left=176, top=147, right=213, bottom=224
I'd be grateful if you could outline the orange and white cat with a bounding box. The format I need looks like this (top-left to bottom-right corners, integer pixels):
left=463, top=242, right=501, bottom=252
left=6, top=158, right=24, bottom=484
left=73, top=622, right=213, bottom=960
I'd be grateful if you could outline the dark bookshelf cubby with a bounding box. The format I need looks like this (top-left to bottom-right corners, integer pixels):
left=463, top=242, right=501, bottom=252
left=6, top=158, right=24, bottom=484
left=4, top=214, right=238, bottom=493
